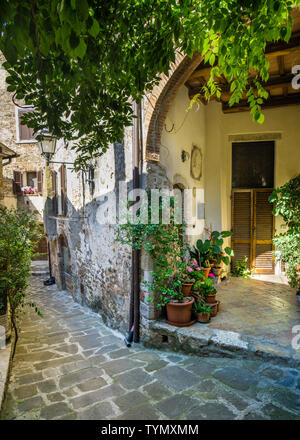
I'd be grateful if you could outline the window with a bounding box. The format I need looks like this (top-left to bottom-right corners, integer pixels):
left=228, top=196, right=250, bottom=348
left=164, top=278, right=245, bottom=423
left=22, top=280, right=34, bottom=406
left=27, top=171, right=37, bottom=188
left=232, top=141, right=274, bottom=189
left=13, top=170, right=43, bottom=195
left=16, top=108, right=36, bottom=143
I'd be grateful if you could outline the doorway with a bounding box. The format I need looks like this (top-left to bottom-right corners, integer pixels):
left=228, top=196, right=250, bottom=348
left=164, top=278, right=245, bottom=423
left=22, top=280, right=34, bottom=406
left=231, top=141, right=275, bottom=274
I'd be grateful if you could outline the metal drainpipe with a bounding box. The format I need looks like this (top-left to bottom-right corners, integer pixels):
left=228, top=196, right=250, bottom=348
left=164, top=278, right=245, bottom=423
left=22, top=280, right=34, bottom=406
left=127, top=101, right=141, bottom=344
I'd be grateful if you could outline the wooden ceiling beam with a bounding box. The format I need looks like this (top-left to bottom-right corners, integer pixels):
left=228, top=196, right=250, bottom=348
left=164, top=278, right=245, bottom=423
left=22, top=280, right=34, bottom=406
left=222, top=93, right=300, bottom=113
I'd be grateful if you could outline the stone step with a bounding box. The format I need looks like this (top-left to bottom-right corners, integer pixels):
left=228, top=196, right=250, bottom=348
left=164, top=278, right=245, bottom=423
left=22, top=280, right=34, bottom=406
left=146, top=320, right=300, bottom=368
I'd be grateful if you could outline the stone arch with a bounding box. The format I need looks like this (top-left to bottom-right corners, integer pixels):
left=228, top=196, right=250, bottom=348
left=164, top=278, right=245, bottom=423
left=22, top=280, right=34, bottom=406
left=144, top=51, right=203, bottom=161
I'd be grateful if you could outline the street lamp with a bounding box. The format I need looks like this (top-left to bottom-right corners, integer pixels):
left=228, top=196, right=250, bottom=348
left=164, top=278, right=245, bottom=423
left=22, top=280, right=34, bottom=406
left=37, top=129, right=57, bottom=165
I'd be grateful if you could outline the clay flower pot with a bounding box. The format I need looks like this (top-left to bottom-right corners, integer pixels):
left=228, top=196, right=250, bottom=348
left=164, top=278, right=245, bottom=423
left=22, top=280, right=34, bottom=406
left=205, top=293, right=217, bottom=303
left=182, top=283, right=193, bottom=296
left=200, top=267, right=210, bottom=278
left=205, top=301, right=218, bottom=317
left=216, top=300, right=220, bottom=312
left=197, top=312, right=210, bottom=323
left=166, top=297, right=195, bottom=327
left=212, top=266, right=222, bottom=277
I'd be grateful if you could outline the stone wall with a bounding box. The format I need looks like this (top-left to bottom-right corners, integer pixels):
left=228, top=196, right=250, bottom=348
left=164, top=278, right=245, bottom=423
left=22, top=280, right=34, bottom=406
left=47, top=131, right=133, bottom=334
left=0, top=52, right=44, bottom=215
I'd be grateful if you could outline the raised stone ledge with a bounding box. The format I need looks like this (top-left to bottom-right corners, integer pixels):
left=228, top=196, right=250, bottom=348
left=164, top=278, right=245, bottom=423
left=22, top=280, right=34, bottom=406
left=145, top=320, right=300, bottom=368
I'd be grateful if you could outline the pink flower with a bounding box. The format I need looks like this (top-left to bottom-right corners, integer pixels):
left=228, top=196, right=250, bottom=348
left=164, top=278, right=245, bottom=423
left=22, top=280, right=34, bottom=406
left=196, top=267, right=201, bottom=271
left=192, top=261, right=198, bottom=266
left=208, top=273, right=215, bottom=278
left=187, top=266, right=193, bottom=273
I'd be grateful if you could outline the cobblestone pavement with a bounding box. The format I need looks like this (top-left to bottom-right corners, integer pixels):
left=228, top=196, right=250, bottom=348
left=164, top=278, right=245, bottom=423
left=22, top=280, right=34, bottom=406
left=208, top=277, right=300, bottom=348
left=1, top=278, right=300, bottom=420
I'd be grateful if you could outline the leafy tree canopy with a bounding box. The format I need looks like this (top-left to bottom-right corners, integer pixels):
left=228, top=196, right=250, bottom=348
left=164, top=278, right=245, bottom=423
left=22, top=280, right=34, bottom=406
left=0, top=0, right=299, bottom=169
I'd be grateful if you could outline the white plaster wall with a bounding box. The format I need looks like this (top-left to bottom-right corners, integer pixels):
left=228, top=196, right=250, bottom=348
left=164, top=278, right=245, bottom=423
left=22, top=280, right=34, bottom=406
left=160, top=85, right=206, bottom=240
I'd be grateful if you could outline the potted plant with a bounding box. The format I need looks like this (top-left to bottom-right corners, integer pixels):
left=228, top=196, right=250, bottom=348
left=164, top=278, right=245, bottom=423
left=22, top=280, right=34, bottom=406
left=194, top=299, right=211, bottom=323
left=204, top=228, right=234, bottom=272
left=161, top=272, right=195, bottom=327
left=200, top=278, right=217, bottom=303
left=190, top=240, right=212, bottom=278
left=181, top=268, right=194, bottom=296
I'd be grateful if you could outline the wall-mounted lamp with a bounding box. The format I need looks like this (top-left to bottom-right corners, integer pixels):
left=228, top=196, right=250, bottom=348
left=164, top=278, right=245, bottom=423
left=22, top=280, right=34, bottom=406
left=37, top=129, right=57, bottom=165
left=181, top=150, right=190, bottom=162
left=37, top=129, right=74, bottom=166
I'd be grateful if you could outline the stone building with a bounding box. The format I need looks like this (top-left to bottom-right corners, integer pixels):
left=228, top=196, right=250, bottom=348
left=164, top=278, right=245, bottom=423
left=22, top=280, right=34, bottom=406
left=43, top=9, right=300, bottom=344
left=0, top=53, right=47, bottom=257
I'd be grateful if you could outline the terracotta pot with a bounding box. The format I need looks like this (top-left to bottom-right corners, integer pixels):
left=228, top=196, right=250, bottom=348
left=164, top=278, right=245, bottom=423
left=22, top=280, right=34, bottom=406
left=205, top=301, right=218, bottom=317
left=200, top=267, right=210, bottom=278
left=205, top=293, right=217, bottom=303
left=216, top=300, right=220, bottom=312
left=212, top=266, right=222, bottom=276
left=166, top=297, right=195, bottom=326
left=197, top=312, right=210, bottom=323
left=182, top=283, right=193, bottom=296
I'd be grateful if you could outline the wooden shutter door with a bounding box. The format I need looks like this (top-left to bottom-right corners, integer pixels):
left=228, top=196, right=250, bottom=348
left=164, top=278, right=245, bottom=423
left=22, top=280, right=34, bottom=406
left=253, top=190, right=274, bottom=273
left=13, top=171, right=23, bottom=194
left=231, top=190, right=252, bottom=269
left=37, top=170, right=43, bottom=194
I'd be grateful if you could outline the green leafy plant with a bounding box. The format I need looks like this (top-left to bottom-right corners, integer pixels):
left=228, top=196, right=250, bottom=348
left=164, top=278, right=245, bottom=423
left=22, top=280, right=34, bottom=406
left=198, top=278, right=217, bottom=298
left=269, top=174, right=300, bottom=291
left=116, top=194, right=187, bottom=307
left=0, top=1, right=299, bottom=168
left=0, top=207, right=42, bottom=356
left=190, top=240, right=211, bottom=267
left=194, top=299, right=212, bottom=315
left=231, top=257, right=252, bottom=278
left=207, top=229, right=234, bottom=266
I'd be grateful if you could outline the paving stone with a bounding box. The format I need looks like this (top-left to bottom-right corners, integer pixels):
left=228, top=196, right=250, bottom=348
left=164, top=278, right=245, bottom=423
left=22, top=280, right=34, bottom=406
left=131, top=352, right=161, bottom=362
left=37, top=379, right=57, bottom=394
left=78, top=401, right=116, bottom=420
left=145, top=360, right=168, bottom=372
left=153, top=366, right=201, bottom=392
left=14, top=384, right=38, bottom=400
left=262, top=403, right=300, bottom=420
left=213, top=367, right=258, bottom=391
left=156, top=394, right=198, bottom=418
left=260, top=366, right=284, bottom=381
left=108, top=348, right=132, bottom=359
left=243, top=411, right=266, bottom=420
left=73, top=335, right=103, bottom=350
left=55, top=344, right=79, bottom=355
left=40, top=402, right=71, bottom=419
left=77, top=377, right=107, bottom=392
left=70, top=384, right=125, bottom=410
left=59, top=367, right=102, bottom=389
left=185, top=402, right=236, bottom=420
left=114, top=391, right=148, bottom=412
left=185, top=359, right=215, bottom=377
left=59, top=359, right=91, bottom=374
left=143, top=381, right=173, bottom=401
left=116, top=368, right=153, bottom=390
left=16, top=372, right=44, bottom=385
left=102, top=359, right=141, bottom=376
left=48, top=393, right=65, bottom=403
left=34, top=354, right=85, bottom=371
left=17, top=396, right=44, bottom=412
left=115, top=404, right=161, bottom=420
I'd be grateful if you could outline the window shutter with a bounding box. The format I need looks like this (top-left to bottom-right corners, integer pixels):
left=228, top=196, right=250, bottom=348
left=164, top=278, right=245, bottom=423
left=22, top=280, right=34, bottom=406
left=51, top=170, right=57, bottom=215
left=18, top=109, right=34, bottom=141
left=13, top=171, right=23, bottom=195
left=37, top=170, right=43, bottom=194
left=60, top=165, right=67, bottom=216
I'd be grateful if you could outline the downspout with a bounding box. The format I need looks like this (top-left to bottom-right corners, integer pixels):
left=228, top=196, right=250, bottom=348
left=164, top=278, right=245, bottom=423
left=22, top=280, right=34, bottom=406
left=126, top=101, right=141, bottom=345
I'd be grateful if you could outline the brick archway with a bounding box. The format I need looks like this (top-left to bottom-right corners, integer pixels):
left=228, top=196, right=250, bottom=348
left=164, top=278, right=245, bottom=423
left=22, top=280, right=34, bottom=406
left=144, top=51, right=203, bottom=162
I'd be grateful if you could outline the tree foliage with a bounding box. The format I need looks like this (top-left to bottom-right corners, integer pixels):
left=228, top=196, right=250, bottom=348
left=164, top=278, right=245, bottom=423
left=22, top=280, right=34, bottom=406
left=269, top=174, right=300, bottom=291
left=0, top=207, right=42, bottom=356
left=0, top=0, right=299, bottom=168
